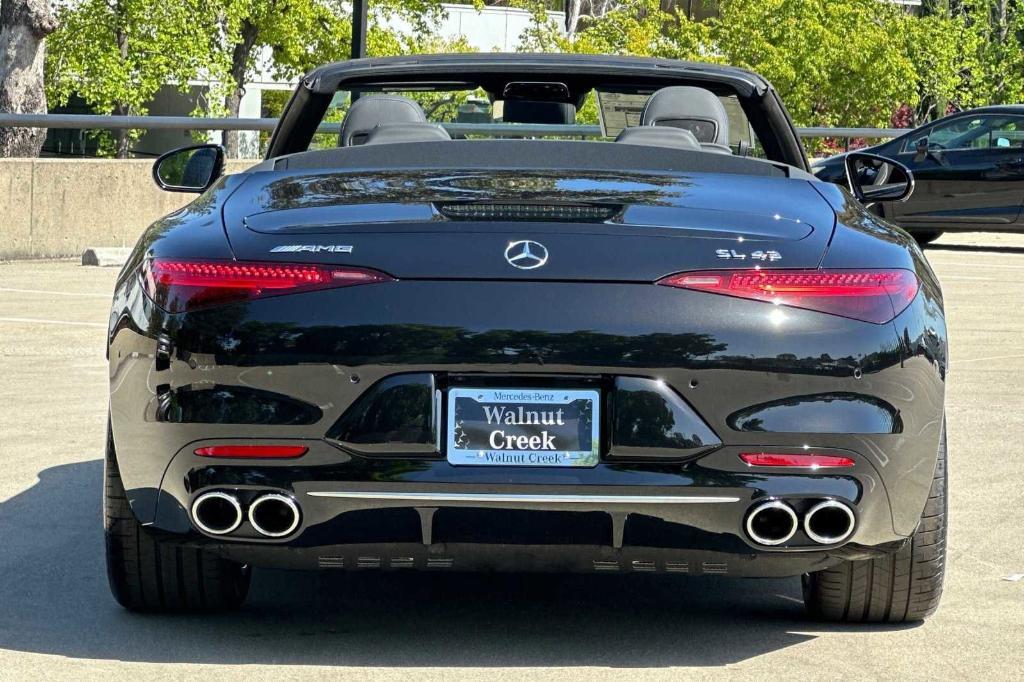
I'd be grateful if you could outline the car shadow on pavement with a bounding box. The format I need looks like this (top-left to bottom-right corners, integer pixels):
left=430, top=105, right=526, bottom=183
left=0, top=460, right=917, bottom=667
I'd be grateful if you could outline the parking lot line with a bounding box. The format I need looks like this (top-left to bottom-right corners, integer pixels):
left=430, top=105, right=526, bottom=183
left=0, top=316, right=106, bottom=328
left=0, top=287, right=111, bottom=298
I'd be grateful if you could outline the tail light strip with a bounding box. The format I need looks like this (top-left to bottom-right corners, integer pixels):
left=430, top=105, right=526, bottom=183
left=143, top=260, right=918, bottom=325
left=658, top=269, right=919, bottom=324
left=143, top=259, right=394, bottom=313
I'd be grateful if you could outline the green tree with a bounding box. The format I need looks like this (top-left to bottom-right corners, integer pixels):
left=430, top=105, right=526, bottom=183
left=46, top=0, right=229, bottom=157
left=519, top=0, right=711, bottom=60
left=46, top=0, right=462, bottom=158
left=522, top=0, right=977, bottom=134
left=216, top=0, right=456, bottom=156
left=712, top=0, right=919, bottom=129
left=903, top=11, right=982, bottom=124
left=960, top=0, right=1024, bottom=106
left=216, top=0, right=352, bottom=157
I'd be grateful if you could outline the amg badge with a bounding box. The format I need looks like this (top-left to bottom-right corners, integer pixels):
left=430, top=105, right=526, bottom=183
left=270, top=244, right=354, bottom=253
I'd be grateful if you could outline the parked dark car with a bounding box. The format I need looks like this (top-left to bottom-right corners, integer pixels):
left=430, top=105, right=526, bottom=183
left=813, top=106, right=1024, bottom=244
left=106, top=53, right=947, bottom=623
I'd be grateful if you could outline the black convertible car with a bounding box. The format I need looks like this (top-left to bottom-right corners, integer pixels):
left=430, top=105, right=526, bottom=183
left=813, top=105, right=1024, bottom=244
left=106, top=54, right=948, bottom=623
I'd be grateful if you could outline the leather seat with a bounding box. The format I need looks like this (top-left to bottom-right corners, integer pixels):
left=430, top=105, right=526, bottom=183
left=614, top=126, right=701, bottom=151
left=640, top=86, right=733, bottom=154
left=338, top=95, right=429, bottom=146
left=362, top=123, right=452, bottom=146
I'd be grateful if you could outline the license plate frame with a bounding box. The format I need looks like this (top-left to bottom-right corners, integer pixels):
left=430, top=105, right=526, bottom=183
left=446, top=387, right=600, bottom=467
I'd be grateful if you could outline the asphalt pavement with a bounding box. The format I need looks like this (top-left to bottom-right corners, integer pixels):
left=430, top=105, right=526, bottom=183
left=0, top=232, right=1021, bottom=679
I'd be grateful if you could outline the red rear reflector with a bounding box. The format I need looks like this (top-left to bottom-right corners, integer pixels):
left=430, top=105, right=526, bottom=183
left=740, top=452, right=855, bottom=468
left=194, top=445, right=308, bottom=459
left=144, top=259, right=393, bottom=312
left=657, top=269, right=918, bottom=324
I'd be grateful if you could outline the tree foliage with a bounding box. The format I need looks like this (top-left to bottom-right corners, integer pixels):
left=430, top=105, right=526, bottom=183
left=521, top=0, right=1024, bottom=130
left=46, top=0, right=229, bottom=156
left=45, top=0, right=457, bottom=157
left=40, top=0, right=1024, bottom=159
left=957, top=0, right=1024, bottom=106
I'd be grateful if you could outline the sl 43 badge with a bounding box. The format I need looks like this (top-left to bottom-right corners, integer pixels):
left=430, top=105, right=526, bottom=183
left=716, top=249, right=782, bottom=261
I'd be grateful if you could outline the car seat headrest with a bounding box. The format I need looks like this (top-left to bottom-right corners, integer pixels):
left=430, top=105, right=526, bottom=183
left=362, top=123, right=453, bottom=146
left=338, top=95, right=428, bottom=147
left=641, top=86, right=731, bottom=149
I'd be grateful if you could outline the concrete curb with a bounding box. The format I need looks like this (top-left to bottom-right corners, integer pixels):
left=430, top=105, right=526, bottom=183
left=82, top=247, right=132, bottom=267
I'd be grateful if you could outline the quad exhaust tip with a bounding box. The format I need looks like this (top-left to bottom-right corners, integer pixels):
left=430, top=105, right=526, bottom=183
left=248, top=493, right=301, bottom=538
left=804, top=499, right=856, bottom=545
left=745, top=500, right=798, bottom=546
left=191, top=491, right=243, bottom=535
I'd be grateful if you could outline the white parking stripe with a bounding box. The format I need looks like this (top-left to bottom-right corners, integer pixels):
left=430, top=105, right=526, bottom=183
left=928, top=260, right=1024, bottom=270
left=0, top=287, right=110, bottom=298
left=955, top=354, right=1024, bottom=364
left=0, top=316, right=106, bottom=328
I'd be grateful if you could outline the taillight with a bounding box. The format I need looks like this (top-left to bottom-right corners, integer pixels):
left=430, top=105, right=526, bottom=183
left=740, top=452, right=855, bottom=468
left=143, top=259, right=393, bottom=313
left=194, top=445, right=308, bottom=458
left=657, top=269, right=918, bottom=324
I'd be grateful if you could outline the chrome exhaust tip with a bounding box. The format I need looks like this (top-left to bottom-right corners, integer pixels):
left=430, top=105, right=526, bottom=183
left=804, top=500, right=856, bottom=545
left=248, top=493, right=301, bottom=538
left=191, top=491, right=243, bottom=535
left=745, top=500, right=798, bottom=546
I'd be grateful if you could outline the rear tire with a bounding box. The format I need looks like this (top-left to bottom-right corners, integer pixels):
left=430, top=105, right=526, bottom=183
left=104, top=424, right=250, bottom=612
left=802, top=423, right=947, bottom=623
left=913, top=230, right=943, bottom=246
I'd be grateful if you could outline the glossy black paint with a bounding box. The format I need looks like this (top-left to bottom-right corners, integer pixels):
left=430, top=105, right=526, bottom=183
left=109, top=253, right=945, bottom=566
left=223, top=167, right=836, bottom=278
left=727, top=393, right=902, bottom=434
left=107, top=57, right=948, bottom=578
left=814, top=105, right=1024, bottom=233
left=327, top=373, right=437, bottom=455
left=609, top=377, right=721, bottom=458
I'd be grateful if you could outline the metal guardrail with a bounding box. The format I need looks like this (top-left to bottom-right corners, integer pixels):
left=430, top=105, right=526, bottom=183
left=798, top=127, right=903, bottom=139
left=0, top=113, right=906, bottom=140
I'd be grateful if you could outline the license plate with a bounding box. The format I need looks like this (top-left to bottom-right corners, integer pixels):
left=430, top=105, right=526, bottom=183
left=446, top=388, right=600, bottom=467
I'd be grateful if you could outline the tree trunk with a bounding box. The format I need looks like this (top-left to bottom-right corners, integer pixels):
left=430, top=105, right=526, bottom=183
left=0, top=0, right=57, bottom=157
left=991, top=0, right=1009, bottom=102
left=223, top=18, right=259, bottom=159
left=114, top=20, right=131, bottom=159
left=565, top=0, right=582, bottom=36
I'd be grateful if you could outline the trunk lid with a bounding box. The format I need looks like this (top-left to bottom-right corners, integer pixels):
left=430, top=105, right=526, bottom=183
left=222, top=169, right=835, bottom=280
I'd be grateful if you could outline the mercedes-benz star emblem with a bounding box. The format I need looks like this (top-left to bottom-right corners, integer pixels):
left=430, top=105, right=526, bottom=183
left=504, top=240, right=549, bottom=270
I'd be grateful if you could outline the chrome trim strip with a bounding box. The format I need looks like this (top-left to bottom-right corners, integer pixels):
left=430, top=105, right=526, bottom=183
left=306, top=491, right=740, bottom=504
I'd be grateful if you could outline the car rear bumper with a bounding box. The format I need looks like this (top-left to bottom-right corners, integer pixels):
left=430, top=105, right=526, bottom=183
left=210, top=539, right=849, bottom=577
left=110, top=274, right=945, bottom=577
left=136, top=439, right=907, bottom=578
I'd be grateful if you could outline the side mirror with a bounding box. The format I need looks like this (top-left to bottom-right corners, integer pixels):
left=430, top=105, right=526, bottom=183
left=844, top=152, right=915, bottom=204
left=152, top=144, right=225, bottom=193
